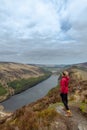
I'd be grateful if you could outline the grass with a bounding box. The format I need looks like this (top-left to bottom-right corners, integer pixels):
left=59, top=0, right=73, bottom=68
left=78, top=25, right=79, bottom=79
left=80, top=103, right=87, bottom=114
left=0, top=83, right=7, bottom=96
left=47, top=85, right=60, bottom=96
left=7, top=73, right=51, bottom=93
left=9, top=107, right=57, bottom=130
left=38, top=107, right=58, bottom=124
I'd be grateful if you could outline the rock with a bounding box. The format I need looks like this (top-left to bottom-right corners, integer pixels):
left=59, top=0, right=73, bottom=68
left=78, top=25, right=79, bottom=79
left=78, top=123, right=87, bottom=130
left=0, top=105, right=4, bottom=111
left=56, top=105, right=66, bottom=115
left=50, top=121, right=67, bottom=130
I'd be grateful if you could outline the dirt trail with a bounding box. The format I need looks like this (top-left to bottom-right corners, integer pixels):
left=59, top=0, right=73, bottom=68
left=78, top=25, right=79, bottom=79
left=69, top=105, right=87, bottom=130
left=56, top=104, right=87, bottom=130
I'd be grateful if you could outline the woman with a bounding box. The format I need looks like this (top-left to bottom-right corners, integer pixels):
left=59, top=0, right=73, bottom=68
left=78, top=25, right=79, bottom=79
left=60, top=71, right=72, bottom=117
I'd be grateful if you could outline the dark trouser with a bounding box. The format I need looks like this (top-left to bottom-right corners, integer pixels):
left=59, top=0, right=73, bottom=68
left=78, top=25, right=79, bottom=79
left=60, top=93, right=69, bottom=110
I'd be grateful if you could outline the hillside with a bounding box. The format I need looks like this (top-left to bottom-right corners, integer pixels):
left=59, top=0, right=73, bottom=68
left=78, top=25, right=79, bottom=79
left=76, top=62, right=87, bottom=68
left=0, top=62, right=51, bottom=102
left=0, top=66, right=87, bottom=130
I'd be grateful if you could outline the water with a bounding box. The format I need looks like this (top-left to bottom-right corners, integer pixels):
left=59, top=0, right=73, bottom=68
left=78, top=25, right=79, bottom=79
left=1, top=75, right=58, bottom=111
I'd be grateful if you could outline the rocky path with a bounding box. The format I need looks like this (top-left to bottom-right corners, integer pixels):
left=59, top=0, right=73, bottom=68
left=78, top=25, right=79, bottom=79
left=70, top=105, right=87, bottom=130
left=56, top=104, right=87, bottom=130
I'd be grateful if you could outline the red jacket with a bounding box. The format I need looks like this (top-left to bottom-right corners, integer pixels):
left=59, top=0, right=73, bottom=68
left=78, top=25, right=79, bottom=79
left=60, top=76, right=70, bottom=94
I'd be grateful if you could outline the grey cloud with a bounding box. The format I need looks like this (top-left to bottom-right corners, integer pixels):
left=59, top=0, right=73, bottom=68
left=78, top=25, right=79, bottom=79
left=21, top=43, right=87, bottom=64
left=0, top=0, right=87, bottom=64
left=0, top=50, right=17, bottom=56
left=0, top=45, right=86, bottom=64
left=26, top=22, right=37, bottom=28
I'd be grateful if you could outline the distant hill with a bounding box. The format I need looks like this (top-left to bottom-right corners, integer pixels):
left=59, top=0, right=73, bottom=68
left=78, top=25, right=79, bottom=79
left=0, top=62, right=51, bottom=102
left=70, top=62, right=87, bottom=70
left=35, top=64, right=71, bottom=73
left=0, top=62, right=45, bottom=81
left=76, top=62, right=87, bottom=66
left=75, top=62, right=87, bottom=70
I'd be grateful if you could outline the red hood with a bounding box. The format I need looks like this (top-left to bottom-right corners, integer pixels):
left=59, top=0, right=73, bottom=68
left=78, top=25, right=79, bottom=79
left=62, top=76, right=69, bottom=81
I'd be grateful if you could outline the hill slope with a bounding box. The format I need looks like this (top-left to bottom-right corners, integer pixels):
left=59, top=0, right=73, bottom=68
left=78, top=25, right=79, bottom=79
left=0, top=66, right=87, bottom=130
left=0, top=62, right=51, bottom=101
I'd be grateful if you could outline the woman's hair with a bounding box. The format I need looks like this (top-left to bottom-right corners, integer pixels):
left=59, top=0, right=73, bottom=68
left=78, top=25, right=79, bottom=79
left=62, top=71, right=69, bottom=76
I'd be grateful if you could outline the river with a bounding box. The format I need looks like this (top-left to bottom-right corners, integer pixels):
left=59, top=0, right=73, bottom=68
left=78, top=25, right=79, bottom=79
left=1, top=75, right=58, bottom=112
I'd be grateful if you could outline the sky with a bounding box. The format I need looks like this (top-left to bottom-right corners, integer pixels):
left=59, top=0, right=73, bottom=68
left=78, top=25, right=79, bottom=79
left=0, top=0, right=87, bottom=65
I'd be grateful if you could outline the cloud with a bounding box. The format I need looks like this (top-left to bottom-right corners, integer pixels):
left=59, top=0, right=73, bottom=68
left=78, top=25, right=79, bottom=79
left=0, top=0, right=61, bottom=39
left=0, top=0, right=87, bottom=64
left=66, top=0, right=87, bottom=41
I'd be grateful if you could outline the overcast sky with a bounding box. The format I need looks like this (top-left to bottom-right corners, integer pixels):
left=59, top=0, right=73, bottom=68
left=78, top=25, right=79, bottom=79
left=0, top=0, right=87, bottom=65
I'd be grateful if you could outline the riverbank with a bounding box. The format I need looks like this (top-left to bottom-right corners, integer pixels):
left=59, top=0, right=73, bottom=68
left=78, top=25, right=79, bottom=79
left=1, top=75, right=58, bottom=111
left=0, top=105, right=13, bottom=124
left=0, top=72, right=51, bottom=103
left=0, top=85, right=87, bottom=130
left=9, top=73, right=51, bottom=94
left=0, top=62, right=52, bottom=102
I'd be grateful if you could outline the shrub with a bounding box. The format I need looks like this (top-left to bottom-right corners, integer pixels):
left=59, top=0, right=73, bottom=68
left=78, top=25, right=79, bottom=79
left=80, top=103, right=87, bottom=114
left=38, top=107, right=57, bottom=122
left=0, top=83, right=7, bottom=96
left=7, top=73, right=51, bottom=93
left=47, top=85, right=60, bottom=97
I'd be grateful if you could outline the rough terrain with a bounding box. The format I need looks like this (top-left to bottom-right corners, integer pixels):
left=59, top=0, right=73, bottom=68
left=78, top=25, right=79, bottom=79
left=0, top=66, right=87, bottom=130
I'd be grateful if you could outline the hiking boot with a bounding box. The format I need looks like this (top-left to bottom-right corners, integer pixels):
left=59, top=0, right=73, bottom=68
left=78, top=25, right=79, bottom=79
left=65, top=110, right=72, bottom=117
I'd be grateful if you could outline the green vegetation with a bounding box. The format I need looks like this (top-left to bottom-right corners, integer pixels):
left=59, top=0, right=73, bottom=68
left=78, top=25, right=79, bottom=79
left=42, top=67, right=59, bottom=72
left=0, top=83, right=7, bottom=96
left=47, top=85, right=60, bottom=96
left=8, top=72, right=51, bottom=93
left=1, top=107, right=58, bottom=130
left=80, top=103, right=87, bottom=114
left=38, top=107, right=58, bottom=126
